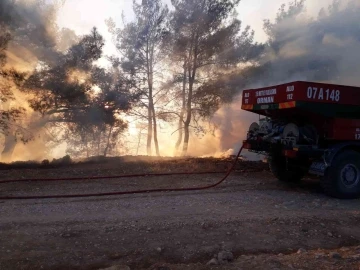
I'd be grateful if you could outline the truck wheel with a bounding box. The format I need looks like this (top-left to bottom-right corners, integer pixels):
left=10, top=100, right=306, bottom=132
left=322, top=150, right=360, bottom=199
left=268, top=155, right=304, bottom=183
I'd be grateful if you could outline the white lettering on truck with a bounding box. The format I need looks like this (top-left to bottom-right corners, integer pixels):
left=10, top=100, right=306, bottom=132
left=256, top=88, right=277, bottom=97
left=307, top=87, right=340, bottom=102
left=257, top=96, right=274, bottom=104
left=255, top=88, right=276, bottom=104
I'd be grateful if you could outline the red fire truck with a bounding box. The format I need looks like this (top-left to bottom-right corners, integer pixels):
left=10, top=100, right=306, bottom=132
left=242, top=81, right=360, bottom=199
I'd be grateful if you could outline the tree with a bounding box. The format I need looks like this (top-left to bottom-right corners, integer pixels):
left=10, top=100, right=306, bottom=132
left=24, top=28, right=137, bottom=158
left=65, top=118, right=127, bottom=158
left=263, top=0, right=306, bottom=53
left=0, top=0, right=68, bottom=161
left=24, top=28, right=104, bottom=121
left=0, top=29, right=23, bottom=134
left=0, top=67, right=29, bottom=161
left=107, top=0, right=169, bottom=156
left=170, top=0, right=260, bottom=155
left=1, top=0, right=138, bottom=161
left=0, top=2, right=30, bottom=161
left=68, top=66, right=134, bottom=158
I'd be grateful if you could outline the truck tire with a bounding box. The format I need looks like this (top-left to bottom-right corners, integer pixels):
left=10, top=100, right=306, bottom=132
left=268, top=155, right=304, bottom=183
left=322, top=150, right=360, bottom=199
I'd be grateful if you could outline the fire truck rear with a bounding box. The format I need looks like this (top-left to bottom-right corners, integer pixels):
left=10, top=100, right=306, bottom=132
left=242, top=81, right=360, bottom=199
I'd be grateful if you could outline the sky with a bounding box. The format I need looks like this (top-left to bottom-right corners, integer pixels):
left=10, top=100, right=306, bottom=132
left=57, top=0, right=335, bottom=55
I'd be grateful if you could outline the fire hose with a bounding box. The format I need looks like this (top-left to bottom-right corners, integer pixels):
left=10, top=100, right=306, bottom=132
left=0, top=146, right=244, bottom=200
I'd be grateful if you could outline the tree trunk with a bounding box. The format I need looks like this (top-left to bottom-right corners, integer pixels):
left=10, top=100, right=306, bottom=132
left=182, top=34, right=198, bottom=156
left=146, top=40, right=154, bottom=156
left=182, top=69, right=193, bottom=156
left=175, top=62, right=187, bottom=155
left=97, top=132, right=101, bottom=156
left=149, top=40, right=160, bottom=156
left=152, top=104, right=160, bottom=156
left=182, top=77, right=193, bottom=156
left=146, top=101, right=153, bottom=156
left=103, top=126, right=113, bottom=157
left=136, top=129, right=142, bottom=155
left=175, top=113, right=184, bottom=154
left=1, top=133, right=17, bottom=162
left=85, top=138, right=89, bottom=158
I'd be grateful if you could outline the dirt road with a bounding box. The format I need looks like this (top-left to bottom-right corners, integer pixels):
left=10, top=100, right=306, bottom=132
left=1, top=159, right=360, bottom=269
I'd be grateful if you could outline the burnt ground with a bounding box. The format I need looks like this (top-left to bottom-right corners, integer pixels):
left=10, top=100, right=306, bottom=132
left=1, top=157, right=360, bottom=270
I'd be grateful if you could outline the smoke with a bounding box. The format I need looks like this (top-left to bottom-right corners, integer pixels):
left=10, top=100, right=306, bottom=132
left=207, top=0, right=360, bottom=158
left=1, top=0, right=63, bottom=66
left=258, top=0, right=360, bottom=85
left=2, top=0, right=360, bottom=161
left=211, top=96, right=258, bottom=157
left=0, top=0, right=66, bottom=162
left=1, top=1, right=129, bottom=162
left=143, top=94, right=258, bottom=159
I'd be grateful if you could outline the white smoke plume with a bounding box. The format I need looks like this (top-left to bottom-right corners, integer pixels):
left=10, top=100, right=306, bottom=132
left=212, top=0, right=360, bottom=158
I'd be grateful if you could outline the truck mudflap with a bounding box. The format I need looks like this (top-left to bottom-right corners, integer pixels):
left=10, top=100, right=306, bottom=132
left=308, top=142, right=360, bottom=176
left=322, top=142, right=360, bottom=166
left=309, top=161, right=326, bottom=176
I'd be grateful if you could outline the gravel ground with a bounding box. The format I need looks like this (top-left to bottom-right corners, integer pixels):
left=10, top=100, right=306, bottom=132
left=1, top=158, right=360, bottom=270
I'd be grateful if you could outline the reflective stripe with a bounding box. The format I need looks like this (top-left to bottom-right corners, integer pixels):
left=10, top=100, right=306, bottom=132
left=279, top=101, right=296, bottom=109
left=242, top=104, right=254, bottom=110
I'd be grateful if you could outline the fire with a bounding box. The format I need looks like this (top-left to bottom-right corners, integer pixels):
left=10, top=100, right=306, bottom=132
left=67, top=69, right=89, bottom=84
